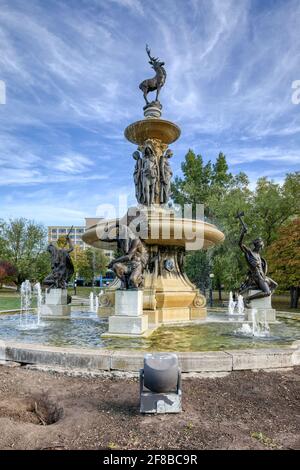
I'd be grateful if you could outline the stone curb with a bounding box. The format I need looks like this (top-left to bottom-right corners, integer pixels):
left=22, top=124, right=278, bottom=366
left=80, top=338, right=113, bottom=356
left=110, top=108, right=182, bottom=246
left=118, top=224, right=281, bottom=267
left=0, top=340, right=300, bottom=373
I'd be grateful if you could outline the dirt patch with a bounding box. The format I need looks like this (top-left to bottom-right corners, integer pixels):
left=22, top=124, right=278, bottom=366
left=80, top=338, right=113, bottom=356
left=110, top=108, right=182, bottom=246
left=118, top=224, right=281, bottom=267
left=0, top=365, right=299, bottom=450
left=0, top=393, right=63, bottom=426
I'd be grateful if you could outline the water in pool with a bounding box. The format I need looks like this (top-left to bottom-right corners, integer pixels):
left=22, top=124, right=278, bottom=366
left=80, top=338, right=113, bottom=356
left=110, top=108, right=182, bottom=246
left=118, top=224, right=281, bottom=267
left=0, top=310, right=299, bottom=351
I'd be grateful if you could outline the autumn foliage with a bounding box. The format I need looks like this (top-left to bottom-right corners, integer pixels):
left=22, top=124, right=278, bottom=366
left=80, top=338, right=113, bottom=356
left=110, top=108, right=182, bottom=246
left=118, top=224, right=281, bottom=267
left=0, top=260, right=18, bottom=287
left=267, top=218, right=300, bottom=307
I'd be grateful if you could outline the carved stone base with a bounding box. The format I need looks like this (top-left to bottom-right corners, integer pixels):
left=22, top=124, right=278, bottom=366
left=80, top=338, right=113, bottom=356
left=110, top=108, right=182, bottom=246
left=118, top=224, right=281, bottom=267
left=41, top=288, right=71, bottom=317
left=143, top=101, right=162, bottom=119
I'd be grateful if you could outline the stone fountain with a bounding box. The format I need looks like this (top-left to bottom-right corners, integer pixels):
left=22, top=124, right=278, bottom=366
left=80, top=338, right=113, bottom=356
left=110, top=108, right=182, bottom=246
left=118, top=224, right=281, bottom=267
left=82, top=46, right=224, bottom=336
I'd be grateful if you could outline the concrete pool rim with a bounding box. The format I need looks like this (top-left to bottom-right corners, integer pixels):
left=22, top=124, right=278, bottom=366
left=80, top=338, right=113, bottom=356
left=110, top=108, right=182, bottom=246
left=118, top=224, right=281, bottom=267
left=1, top=339, right=300, bottom=374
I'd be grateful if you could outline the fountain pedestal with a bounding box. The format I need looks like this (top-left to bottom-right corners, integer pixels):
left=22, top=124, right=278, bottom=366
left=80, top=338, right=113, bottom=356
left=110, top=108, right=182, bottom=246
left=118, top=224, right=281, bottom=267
left=102, top=289, right=150, bottom=337
left=41, top=288, right=71, bottom=317
left=244, top=290, right=276, bottom=322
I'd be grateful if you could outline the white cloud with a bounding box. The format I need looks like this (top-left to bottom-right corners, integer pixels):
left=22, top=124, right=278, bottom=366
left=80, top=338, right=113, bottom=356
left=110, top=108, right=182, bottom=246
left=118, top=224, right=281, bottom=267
left=0, top=0, right=299, bottom=224
left=53, top=154, right=94, bottom=174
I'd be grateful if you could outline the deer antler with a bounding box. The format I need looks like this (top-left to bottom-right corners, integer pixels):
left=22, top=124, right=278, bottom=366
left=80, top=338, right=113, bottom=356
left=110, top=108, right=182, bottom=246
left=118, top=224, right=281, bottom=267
left=146, top=44, right=158, bottom=64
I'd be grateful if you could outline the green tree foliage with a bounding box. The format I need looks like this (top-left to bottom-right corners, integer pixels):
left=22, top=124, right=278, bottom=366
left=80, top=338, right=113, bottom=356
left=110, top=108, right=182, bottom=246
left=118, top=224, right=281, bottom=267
left=172, top=150, right=300, bottom=295
left=185, top=250, right=211, bottom=292
left=250, top=174, right=300, bottom=246
left=171, top=149, right=213, bottom=216
left=0, top=218, right=49, bottom=285
left=71, top=246, right=107, bottom=284
left=267, top=218, right=300, bottom=307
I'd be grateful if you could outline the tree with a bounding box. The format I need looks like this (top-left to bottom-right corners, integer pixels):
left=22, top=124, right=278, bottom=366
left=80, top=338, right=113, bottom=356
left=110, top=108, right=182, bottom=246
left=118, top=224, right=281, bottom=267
left=0, top=260, right=18, bottom=287
left=0, top=218, right=49, bottom=286
left=172, top=150, right=251, bottom=294
left=171, top=149, right=213, bottom=217
left=267, top=218, right=300, bottom=308
left=56, top=235, right=69, bottom=248
left=71, top=246, right=107, bottom=284
left=184, top=250, right=211, bottom=292
left=172, top=150, right=300, bottom=296
left=249, top=174, right=300, bottom=247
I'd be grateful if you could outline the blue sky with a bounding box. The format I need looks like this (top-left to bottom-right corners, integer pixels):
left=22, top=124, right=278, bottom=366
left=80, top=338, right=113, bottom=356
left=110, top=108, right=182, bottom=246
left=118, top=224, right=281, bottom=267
left=0, top=0, right=299, bottom=226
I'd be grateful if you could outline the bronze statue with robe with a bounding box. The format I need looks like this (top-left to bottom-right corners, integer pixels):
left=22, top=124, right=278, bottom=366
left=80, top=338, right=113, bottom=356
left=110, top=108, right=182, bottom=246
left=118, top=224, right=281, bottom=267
left=160, top=149, right=173, bottom=204
left=133, top=150, right=144, bottom=204
left=141, top=145, right=159, bottom=206
left=44, top=237, right=75, bottom=290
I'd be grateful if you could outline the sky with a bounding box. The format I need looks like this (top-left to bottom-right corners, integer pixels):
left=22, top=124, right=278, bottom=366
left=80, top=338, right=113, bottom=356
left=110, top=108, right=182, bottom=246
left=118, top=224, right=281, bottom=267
left=0, top=0, right=299, bottom=226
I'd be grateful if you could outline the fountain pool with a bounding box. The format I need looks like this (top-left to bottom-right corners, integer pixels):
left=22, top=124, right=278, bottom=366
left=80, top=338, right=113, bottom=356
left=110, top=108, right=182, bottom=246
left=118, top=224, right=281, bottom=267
left=0, top=309, right=299, bottom=352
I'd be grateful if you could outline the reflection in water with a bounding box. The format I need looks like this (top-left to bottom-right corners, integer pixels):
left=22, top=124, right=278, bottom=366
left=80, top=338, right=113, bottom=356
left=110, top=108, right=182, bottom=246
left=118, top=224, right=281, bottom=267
left=0, top=310, right=299, bottom=352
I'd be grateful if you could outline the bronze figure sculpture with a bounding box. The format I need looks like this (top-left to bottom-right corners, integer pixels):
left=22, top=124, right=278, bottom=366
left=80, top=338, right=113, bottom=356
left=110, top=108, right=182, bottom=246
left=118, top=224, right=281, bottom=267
left=133, top=150, right=143, bottom=204
left=142, top=144, right=159, bottom=206
left=43, top=235, right=75, bottom=290
left=160, top=149, right=173, bottom=204
left=237, top=212, right=277, bottom=302
left=103, top=223, right=148, bottom=289
left=139, top=45, right=167, bottom=106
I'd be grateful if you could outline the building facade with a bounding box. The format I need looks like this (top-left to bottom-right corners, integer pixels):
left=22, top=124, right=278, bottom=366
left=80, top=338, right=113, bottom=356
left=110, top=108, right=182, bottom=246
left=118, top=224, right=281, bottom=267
left=47, top=218, right=114, bottom=261
left=48, top=225, right=85, bottom=248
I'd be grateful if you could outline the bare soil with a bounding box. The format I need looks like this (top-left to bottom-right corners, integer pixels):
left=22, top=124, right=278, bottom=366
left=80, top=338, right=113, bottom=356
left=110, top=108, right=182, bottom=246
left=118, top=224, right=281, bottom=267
left=0, top=365, right=299, bottom=450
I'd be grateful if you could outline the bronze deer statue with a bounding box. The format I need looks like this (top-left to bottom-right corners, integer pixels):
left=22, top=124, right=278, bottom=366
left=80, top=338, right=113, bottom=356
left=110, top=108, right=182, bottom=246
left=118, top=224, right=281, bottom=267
left=139, top=45, right=167, bottom=106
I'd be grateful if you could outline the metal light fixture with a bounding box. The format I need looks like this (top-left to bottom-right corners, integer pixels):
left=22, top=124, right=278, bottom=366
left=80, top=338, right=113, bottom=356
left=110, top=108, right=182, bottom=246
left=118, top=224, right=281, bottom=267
left=140, top=353, right=182, bottom=414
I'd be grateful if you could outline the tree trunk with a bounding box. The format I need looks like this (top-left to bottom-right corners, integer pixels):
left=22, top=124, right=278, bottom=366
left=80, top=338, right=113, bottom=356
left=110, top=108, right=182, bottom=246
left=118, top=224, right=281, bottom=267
left=218, top=281, right=222, bottom=301
left=294, top=287, right=299, bottom=309
left=290, top=286, right=300, bottom=308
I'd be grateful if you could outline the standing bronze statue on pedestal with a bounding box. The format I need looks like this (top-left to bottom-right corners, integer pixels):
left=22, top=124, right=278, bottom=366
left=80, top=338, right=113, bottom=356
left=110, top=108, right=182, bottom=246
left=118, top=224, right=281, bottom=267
left=236, top=211, right=277, bottom=302
left=43, top=228, right=75, bottom=291
left=139, top=45, right=166, bottom=107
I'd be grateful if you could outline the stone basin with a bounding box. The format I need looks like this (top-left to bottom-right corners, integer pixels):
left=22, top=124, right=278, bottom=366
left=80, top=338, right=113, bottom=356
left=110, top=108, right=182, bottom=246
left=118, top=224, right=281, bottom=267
left=124, top=118, right=181, bottom=145
left=82, top=209, right=224, bottom=252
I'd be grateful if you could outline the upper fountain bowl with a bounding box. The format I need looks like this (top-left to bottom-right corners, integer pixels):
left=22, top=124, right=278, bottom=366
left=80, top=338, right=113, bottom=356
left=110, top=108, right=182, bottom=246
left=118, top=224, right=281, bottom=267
left=124, top=119, right=181, bottom=145
left=82, top=207, right=225, bottom=251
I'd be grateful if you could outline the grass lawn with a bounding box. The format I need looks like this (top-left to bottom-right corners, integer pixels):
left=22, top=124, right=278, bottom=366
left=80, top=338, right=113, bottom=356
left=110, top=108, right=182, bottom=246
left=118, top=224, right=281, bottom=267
left=0, top=289, right=20, bottom=311
left=68, top=286, right=105, bottom=299
left=211, top=290, right=300, bottom=314
left=1, top=286, right=299, bottom=314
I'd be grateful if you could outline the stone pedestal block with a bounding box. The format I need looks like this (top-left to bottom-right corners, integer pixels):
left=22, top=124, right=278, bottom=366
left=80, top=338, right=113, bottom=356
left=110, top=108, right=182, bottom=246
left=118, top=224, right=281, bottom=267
left=108, top=315, right=148, bottom=335
left=45, top=289, right=67, bottom=305
left=103, top=289, right=149, bottom=337
left=245, top=290, right=276, bottom=322
left=115, top=289, right=143, bottom=316
left=41, top=288, right=71, bottom=317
